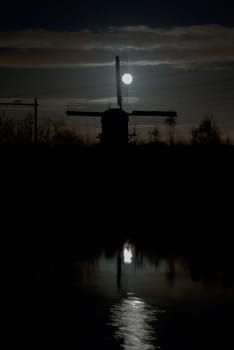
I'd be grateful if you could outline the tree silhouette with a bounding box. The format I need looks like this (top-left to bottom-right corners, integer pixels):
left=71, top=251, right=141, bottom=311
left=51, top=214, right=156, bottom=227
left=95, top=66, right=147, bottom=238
left=191, top=115, right=221, bottom=146
left=149, top=126, right=160, bottom=143
left=165, top=116, right=176, bottom=145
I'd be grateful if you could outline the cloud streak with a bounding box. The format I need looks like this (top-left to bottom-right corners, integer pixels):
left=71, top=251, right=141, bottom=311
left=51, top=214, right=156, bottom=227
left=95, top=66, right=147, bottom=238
left=0, top=25, right=234, bottom=68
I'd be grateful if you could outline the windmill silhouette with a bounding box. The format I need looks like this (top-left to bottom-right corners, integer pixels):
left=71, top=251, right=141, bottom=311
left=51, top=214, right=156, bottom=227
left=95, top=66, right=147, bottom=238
left=66, top=56, right=177, bottom=145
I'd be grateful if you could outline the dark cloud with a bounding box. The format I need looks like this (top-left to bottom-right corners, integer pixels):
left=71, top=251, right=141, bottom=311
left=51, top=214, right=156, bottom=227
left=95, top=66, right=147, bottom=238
left=0, top=25, right=234, bottom=68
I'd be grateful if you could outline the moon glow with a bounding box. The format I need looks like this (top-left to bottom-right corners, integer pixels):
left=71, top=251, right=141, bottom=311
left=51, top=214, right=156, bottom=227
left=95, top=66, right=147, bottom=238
left=122, top=73, right=133, bottom=85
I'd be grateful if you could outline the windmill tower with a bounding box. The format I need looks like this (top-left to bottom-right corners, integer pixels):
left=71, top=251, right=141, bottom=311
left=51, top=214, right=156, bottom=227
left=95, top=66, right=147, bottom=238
left=66, top=56, right=177, bottom=145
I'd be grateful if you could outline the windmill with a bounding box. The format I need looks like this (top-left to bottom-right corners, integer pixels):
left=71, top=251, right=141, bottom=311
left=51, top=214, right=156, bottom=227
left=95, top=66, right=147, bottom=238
left=66, top=56, right=177, bottom=145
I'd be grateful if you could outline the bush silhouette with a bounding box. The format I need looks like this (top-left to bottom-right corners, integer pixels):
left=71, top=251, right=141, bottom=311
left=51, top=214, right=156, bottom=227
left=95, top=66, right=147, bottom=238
left=191, top=116, right=221, bottom=146
left=165, top=116, right=176, bottom=145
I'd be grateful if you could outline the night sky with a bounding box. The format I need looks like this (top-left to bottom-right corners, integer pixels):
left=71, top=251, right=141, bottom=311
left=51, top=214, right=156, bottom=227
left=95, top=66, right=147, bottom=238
left=1, top=0, right=234, bottom=140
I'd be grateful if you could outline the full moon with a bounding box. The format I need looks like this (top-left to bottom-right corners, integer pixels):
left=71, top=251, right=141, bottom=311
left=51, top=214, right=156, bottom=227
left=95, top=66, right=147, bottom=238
left=122, top=73, right=133, bottom=85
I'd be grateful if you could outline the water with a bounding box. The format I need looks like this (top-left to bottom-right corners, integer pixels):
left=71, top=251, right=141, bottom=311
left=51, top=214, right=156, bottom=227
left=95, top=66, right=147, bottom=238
left=110, top=293, right=162, bottom=350
left=2, top=240, right=234, bottom=350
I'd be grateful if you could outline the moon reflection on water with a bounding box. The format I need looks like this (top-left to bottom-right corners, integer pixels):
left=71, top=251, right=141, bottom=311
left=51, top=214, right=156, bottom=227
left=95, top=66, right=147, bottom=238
left=109, top=293, right=164, bottom=350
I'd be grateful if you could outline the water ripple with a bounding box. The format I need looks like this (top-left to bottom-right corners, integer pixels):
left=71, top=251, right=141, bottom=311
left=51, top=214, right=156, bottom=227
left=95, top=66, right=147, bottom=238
left=109, top=293, right=164, bottom=350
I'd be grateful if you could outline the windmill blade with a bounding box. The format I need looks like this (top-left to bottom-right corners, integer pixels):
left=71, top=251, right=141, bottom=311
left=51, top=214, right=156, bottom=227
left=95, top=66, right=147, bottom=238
left=66, top=111, right=102, bottom=117
left=131, top=110, right=177, bottom=117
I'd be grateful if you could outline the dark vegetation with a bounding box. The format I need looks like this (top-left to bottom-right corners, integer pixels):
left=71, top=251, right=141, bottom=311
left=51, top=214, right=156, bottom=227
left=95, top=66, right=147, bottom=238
left=1, top=114, right=233, bottom=269
left=0, top=113, right=228, bottom=147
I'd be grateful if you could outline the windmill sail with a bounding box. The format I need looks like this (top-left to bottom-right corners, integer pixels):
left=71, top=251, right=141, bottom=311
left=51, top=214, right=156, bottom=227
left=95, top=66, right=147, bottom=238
left=131, top=111, right=177, bottom=117
left=66, top=111, right=102, bottom=117
left=66, top=57, right=177, bottom=145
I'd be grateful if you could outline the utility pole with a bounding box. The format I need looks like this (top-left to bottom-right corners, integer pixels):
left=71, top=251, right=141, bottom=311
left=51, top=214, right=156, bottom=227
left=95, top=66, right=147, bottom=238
left=0, top=98, right=39, bottom=146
